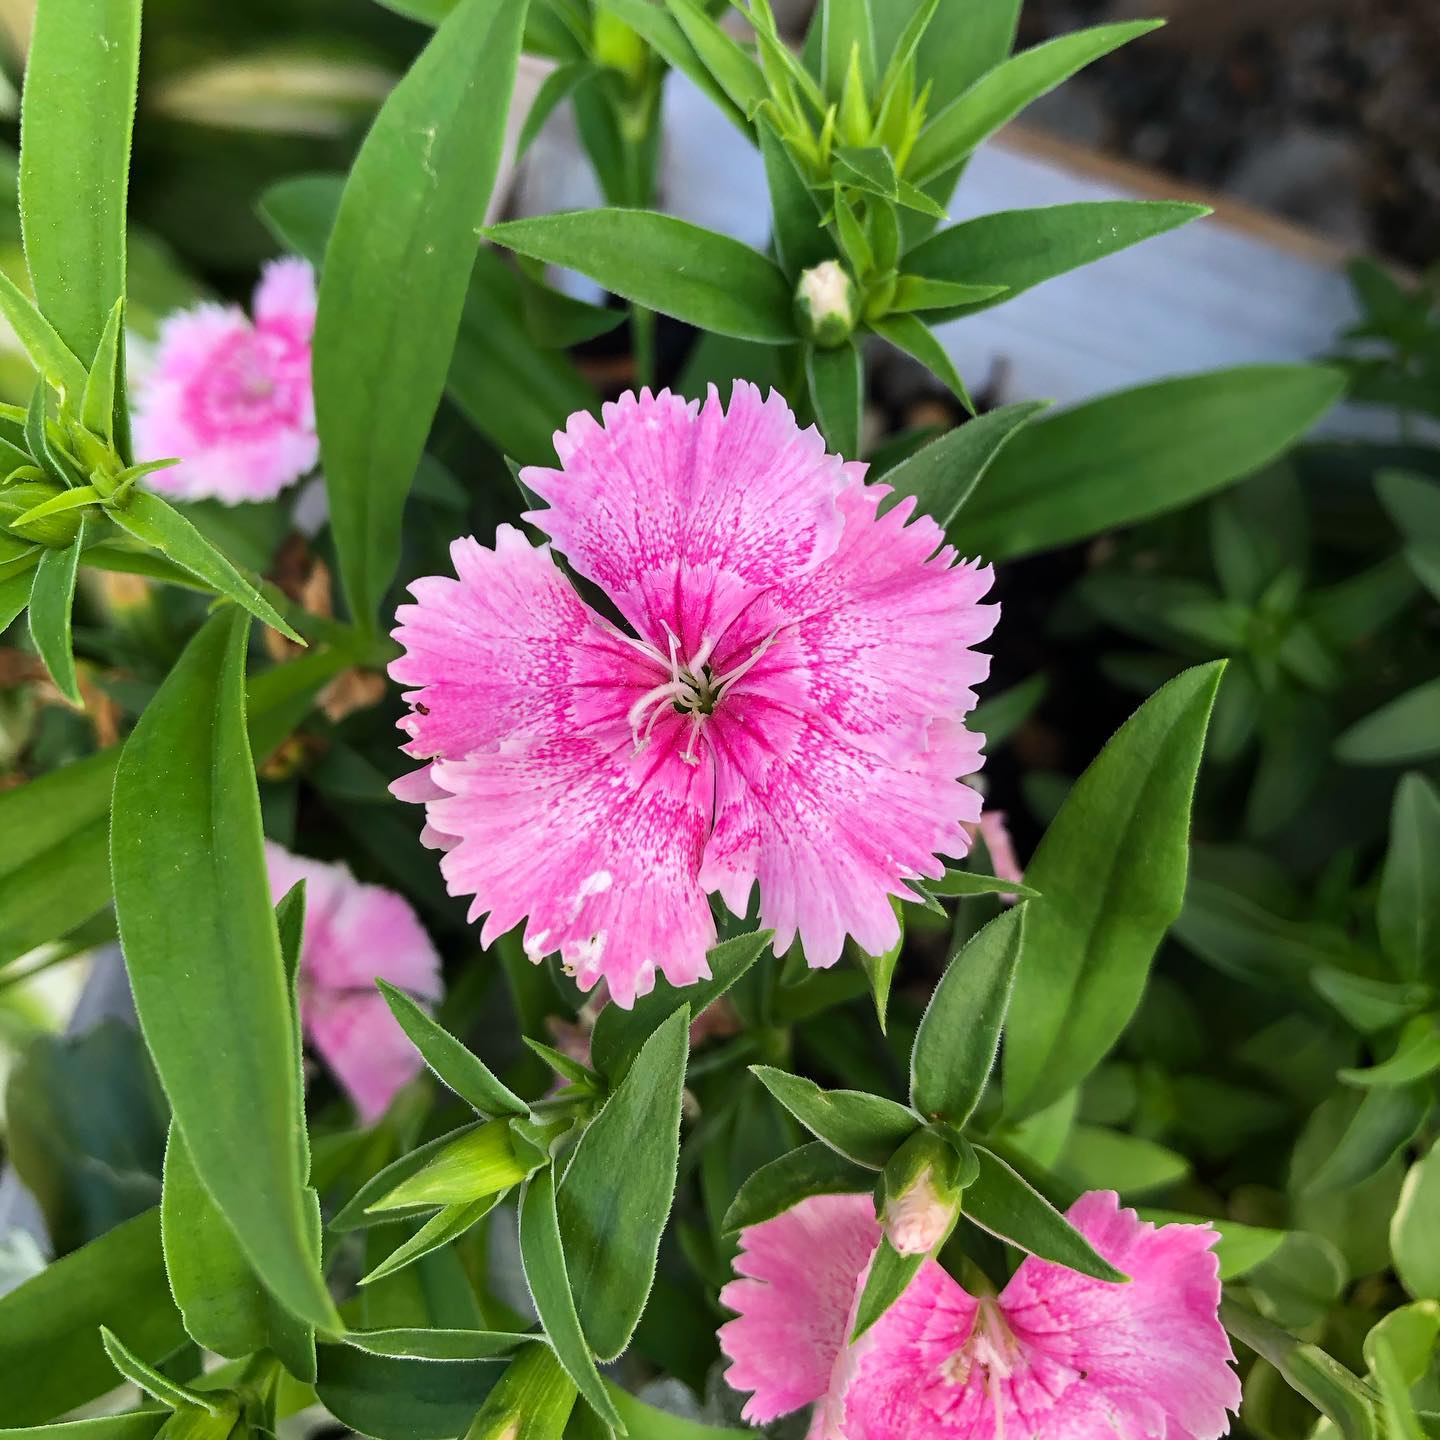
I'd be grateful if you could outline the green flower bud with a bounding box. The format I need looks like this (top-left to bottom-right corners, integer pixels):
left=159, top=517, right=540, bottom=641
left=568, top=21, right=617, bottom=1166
left=794, top=261, right=858, bottom=349
left=466, top=1343, right=576, bottom=1440
left=0, top=479, right=83, bottom=548
left=881, top=1128, right=966, bottom=1257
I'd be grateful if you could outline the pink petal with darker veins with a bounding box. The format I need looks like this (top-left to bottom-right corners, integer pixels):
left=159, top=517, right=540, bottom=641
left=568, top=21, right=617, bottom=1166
left=718, top=1193, right=880, bottom=1424
left=429, top=714, right=717, bottom=1007
left=521, top=383, right=848, bottom=652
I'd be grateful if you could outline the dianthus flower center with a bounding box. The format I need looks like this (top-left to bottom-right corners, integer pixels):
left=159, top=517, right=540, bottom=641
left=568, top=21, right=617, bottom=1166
left=623, top=622, right=778, bottom=766
left=939, top=1298, right=1022, bottom=1390
left=187, top=328, right=304, bottom=442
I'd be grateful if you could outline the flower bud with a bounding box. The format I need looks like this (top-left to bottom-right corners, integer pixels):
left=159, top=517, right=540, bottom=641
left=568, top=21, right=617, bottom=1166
left=881, top=1129, right=965, bottom=1257
left=465, top=1343, right=576, bottom=1440
left=0, top=479, right=83, bottom=548
left=794, top=261, right=857, bottom=349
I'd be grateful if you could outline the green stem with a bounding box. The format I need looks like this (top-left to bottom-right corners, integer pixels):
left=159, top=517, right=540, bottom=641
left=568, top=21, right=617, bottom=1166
left=632, top=303, right=657, bottom=391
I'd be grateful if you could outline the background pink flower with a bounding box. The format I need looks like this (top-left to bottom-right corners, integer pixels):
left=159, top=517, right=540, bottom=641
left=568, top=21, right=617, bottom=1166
left=719, top=1190, right=1240, bottom=1440
left=265, top=841, right=442, bottom=1123
left=389, top=383, right=997, bottom=1006
left=133, top=256, right=318, bottom=504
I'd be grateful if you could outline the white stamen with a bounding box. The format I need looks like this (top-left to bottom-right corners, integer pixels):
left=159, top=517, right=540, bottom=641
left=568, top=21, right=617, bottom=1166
left=712, top=627, right=781, bottom=700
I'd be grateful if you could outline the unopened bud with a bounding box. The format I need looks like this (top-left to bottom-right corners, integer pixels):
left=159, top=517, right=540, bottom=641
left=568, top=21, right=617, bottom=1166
left=794, top=261, right=857, bottom=349
left=0, top=479, right=82, bottom=548
left=882, top=1129, right=965, bottom=1257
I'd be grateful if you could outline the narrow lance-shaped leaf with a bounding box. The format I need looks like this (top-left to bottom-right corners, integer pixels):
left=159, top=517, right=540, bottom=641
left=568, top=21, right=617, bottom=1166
left=1003, top=662, right=1225, bottom=1120
left=758, top=119, right=832, bottom=278
left=591, top=929, right=771, bottom=1081
left=27, top=524, right=84, bottom=704
left=98, top=1329, right=223, bottom=1417
left=110, top=490, right=302, bottom=643
left=807, top=341, right=863, bottom=458
left=966, top=1146, right=1125, bottom=1282
left=517, top=1169, right=625, bottom=1432
left=1336, top=678, right=1440, bottom=767
left=489, top=211, right=796, bottom=344
left=1392, top=1140, right=1440, bottom=1301
left=876, top=399, right=1047, bottom=526
left=18, top=0, right=141, bottom=365
left=903, top=202, right=1207, bottom=323
left=558, top=1008, right=689, bottom=1361
left=722, top=1142, right=873, bottom=1233
left=911, top=905, right=1026, bottom=1126
left=112, top=609, right=337, bottom=1331
left=378, top=979, right=530, bottom=1117
left=868, top=312, right=973, bottom=413
left=907, top=22, right=1161, bottom=185
left=0, top=270, right=88, bottom=404
left=958, top=366, right=1345, bottom=562
left=315, top=0, right=529, bottom=626
left=751, top=1066, right=920, bottom=1168
left=822, top=0, right=876, bottom=97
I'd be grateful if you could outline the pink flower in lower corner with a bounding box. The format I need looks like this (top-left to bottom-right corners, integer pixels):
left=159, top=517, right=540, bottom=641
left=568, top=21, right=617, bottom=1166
left=265, top=841, right=442, bottom=1124
left=389, top=383, right=997, bottom=1007
left=133, top=257, right=318, bottom=504
left=718, top=1191, right=1240, bottom=1440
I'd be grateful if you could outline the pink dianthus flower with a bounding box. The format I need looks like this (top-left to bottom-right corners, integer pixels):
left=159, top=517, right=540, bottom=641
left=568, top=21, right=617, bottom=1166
left=265, top=841, right=442, bottom=1124
left=389, top=383, right=997, bottom=1006
left=718, top=1190, right=1240, bottom=1440
left=133, top=257, right=318, bottom=504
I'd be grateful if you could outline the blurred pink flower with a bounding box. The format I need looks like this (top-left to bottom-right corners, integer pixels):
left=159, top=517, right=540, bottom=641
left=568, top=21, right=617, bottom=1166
left=265, top=841, right=442, bottom=1124
left=133, top=257, right=318, bottom=504
left=389, top=383, right=996, bottom=1006
left=978, top=809, right=1024, bottom=904
left=719, top=1190, right=1239, bottom=1440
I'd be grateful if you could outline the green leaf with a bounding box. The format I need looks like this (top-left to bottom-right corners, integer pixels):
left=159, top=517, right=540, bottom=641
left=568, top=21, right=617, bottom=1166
left=517, top=60, right=594, bottom=161
left=1312, top=967, right=1429, bottom=1035
left=27, top=524, right=84, bottom=703
left=1221, top=1302, right=1381, bottom=1440
left=342, top=1328, right=529, bottom=1361
left=314, top=0, right=529, bottom=626
left=868, top=312, right=973, bottom=411
left=0, top=748, right=116, bottom=966
left=315, top=1344, right=504, bottom=1440
left=591, top=930, right=770, bottom=1081
left=256, top=173, right=344, bottom=266
left=903, top=202, right=1206, bottom=319
left=875, top=403, right=1048, bottom=532
left=332, top=1124, right=484, bottom=1232
left=0, top=1210, right=186, bottom=1426
left=1336, top=679, right=1440, bottom=766
left=1301, top=1084, right=1428, bottom=1196
left=1393, top=1140, right=1440, bottom=1300
left=98, top=1329, right=220, bottom=1416
left=924, top=870, right=1038, bottom=901
left=960, top=366, right=1344, bottom=561
left=910, top=906, right=1025, bottom=1125
left=665, top=0, right=768, bottom=118
left=370, top=1121, right=532, bottom=1211
left=18, top=0, right=140, bottom=367
left=750, top=1067, right=919, bottom=1167
left=598, top=0, right=746, bottom=131
left=112, top=610, right=337, bottom=1331
left=967, top=673, right=1047, bottom=748
left=162, top=1121, right=266, bottom=1360
left=80, top=298, right=125, bottom=448
left=110, top=491, right=302, bottom=643
left=806, top=341, right=863, bottom=457
left=517, top=1169, right=624, bottom=1432
left=1364, top=1302, right=1440, bottom=1387
left=360, top=1197, right=500, bottom=1286
left=908, top=22, right=1161, bottom=184
left=722, top=1141, right=873, bottom=1232
left=1003, top=662, right=1224, bottom=1120
left=965, top=1145, right=1125, bottom=1281
left=885, top=276, right=1005, bottom=313
left=854, top=906, right=905, bottom=1029
left=0, top=1417, right=167, bottom=1440
left=0, top=571, right=33, bottom=632
left=1056, top=1124, right=1190, bottom=1198
left=851, top=1236, right=922, bottom=1340
left=1340, top=1016, right=1440, bottom=1088
left=378, top=980, right=530, bottom=1118
left=0, top=271, right=88, bottom=405
left=558, top=1009, right=689, bottom=1361
left=489, top=211, right=796, bottom=344
left=822, top=0, right=876, bottom=96
left=758, top=121, right=832, bottom=279
left=834, top=145, right=898, bottom=200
